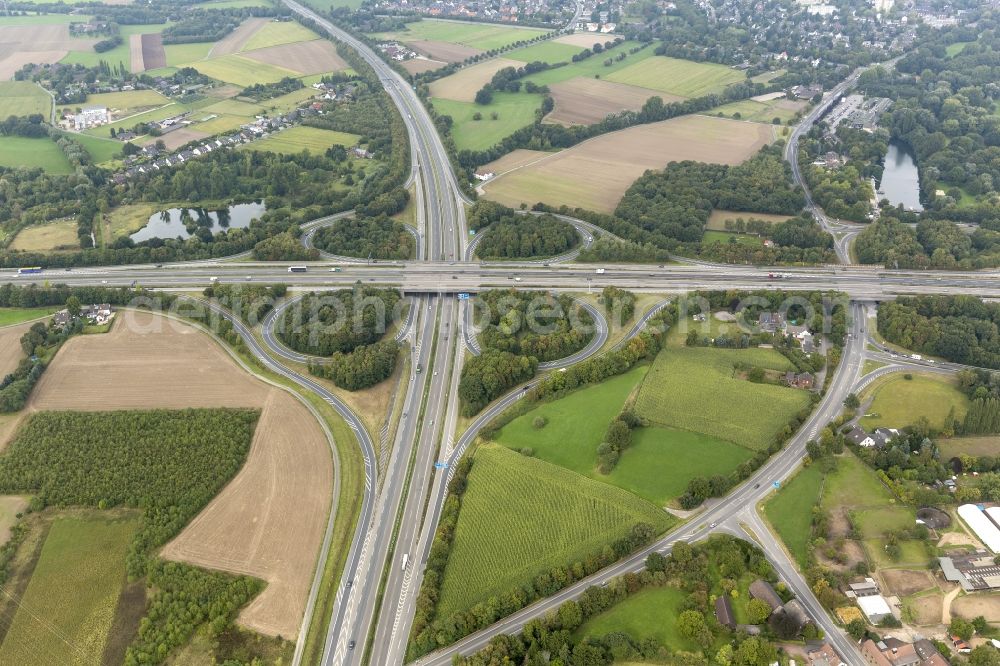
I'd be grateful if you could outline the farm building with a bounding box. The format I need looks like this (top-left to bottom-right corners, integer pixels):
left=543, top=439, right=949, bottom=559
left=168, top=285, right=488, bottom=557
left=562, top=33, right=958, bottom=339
left=847, top=577, right=880, bottom=598
left=957, top=504, right=1000, bottom=553
left=938, top=551, right=1000, bottom=592
left=714, top=595, right=735, bottom=629
left=856, top=595, right=893, bottom=624
left=773, top=599, right=810, bottom=634
left=749, top=579, right=782, bottom=611
left=987, top=506, right=1000, bottom=530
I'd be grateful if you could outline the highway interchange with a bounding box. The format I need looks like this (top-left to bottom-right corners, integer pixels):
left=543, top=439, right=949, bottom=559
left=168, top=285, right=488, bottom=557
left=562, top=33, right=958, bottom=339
left=1, top=13, right=984, bottom=666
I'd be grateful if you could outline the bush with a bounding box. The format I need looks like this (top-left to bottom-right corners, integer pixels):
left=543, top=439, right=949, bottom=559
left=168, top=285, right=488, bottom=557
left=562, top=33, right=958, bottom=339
left=532, top=416, right=547, bottom=429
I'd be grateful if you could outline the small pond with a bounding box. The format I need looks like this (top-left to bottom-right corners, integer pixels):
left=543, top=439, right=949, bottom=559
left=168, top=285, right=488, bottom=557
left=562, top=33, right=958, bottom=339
left=130, top=202, right=266, bottom=242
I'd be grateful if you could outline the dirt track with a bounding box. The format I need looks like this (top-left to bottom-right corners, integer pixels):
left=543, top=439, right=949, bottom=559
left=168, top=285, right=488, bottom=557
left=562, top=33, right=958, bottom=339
left=31, top=310, right=333, bottom=638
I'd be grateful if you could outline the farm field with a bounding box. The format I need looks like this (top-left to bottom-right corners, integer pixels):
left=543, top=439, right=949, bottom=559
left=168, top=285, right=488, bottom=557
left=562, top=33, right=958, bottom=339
left=763, top=462, right=825, bottom=568
left=433, top=93, right=543, bottom=151
left=475, top=148, right=550, bottom=178
left=503, top=39, right=580, bottom=63
left=436, top=444, right=672, bottom=618
left=241, top=20, right=319, bottom=52
left=401, top=57, right=446, bottom=74
left=606, top=56, right=745, bottom=98
left=70, top=132, right=125, bottom=164
left=429, top=57, right=524, bottom=102
left=710, top=97, right=807, bottom=124
left=939, top=435, right=1000, bottom=459
left=407, top=40, right=481, bottom=63
left=706, top=209, right=792, bottom=230
left=60, top=23, right=169, bottom=70
left=31, top=309, right=333, bottom=638
left=246, top=126, right=360, bottom=155
left=184, top=54, right=300, bottom=86
left=496, top=367, right=752, bottom=504
left=0, top=81, right=50, bottom=118
left=0, top=306, right=60, bottom=328
left=510, top=40, right=654, bottom=87
left=634, top=345, right=807, bottom=451
left=9, top=218, right=79, bottom=251
left=0, top=136, right=72, bottom=174
left=0, top=512, right=139, bottom=666
left=0, top=20, right=96, bottom=79
left=242, top=38, right=348, bottom=76
left=373, top=19, right=548, bottom=51
left=703, top=229, right=763, bottom=246
left=57, top=89, right=169, bottom=118
left=574, top=587, right=699, bottom=653
left=195, top=0, right=272, bottom=7
left=546, top=77, right=674, bottom=126
left=164, top=41, right=214, bottom=66
left=482, top=115, right=774, bottom=213
left=859, top=373, right=970, bottom=431
left=0, top=321, right=36, bottom=378
left=210, top=17, right=270, bottom=57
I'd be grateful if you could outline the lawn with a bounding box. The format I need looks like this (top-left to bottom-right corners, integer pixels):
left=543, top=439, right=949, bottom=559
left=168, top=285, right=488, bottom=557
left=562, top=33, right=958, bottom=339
left=436, top=444, right=673, bottom=618
left=0, top=306, right=60, bottom=327
left=495, top=367, right=752, bottom=504
left=9, top=219, right=79, bottom=251
left=259, top=87, right=319, bottom=113
left=634, top=346, right=808, bottom=451
left=0, top=136, right=72, bottom=174
left=66, top=132, right=123, bottom=164
left=375, top=19, right=548, bottom=51
left=203, top=98, right=265, bottom=117
left=245, top=126, right=360, bottom=155
left=764, top=462, right=824, bottom=568
left=0, top=81, right=51, bottom=119
left=860, top=374, right=970, bottom=431
left=946, top=41, right=975, bottom=57
left=58, top=89, right=169, bottom=118
left=185, top=54, right=300, bottom=86
left=60, top=23, right=169, bottom=69
left=433, top=92, right=542, bottom=151
left=709, top=98, right=802, bottom=124
left=854, top=506, right=917, bottom=539
left=574, top=587, right=699, bottom=652
left=606, top=56, right=745, bottom=98
left=821, top=452, right=894, bottom=510
left=0, top=512, right=139, bottom=666
left=703, top=230, right=763, bottom=246
left=165, top=42, right=215, bottom=66
left=102, top=203, right=159, bottom=245
left=241, top=20, right=319, bottom=52
left=940, top=436, right=1000, bottom=459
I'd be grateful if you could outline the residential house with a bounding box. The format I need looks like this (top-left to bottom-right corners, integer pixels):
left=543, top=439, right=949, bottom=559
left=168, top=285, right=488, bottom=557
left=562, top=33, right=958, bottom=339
left=774, top=599, right=810, bottom=634
left=749, top=579, right=782, bottom=611
left=873, top=428, right=899, bottom=448
left=844, top=425, right=876, bottom=448
left=758, top=311, right=785, bottom=333
left=862, top=638, right=948, bottom=666
left=785, top=372, right=815, bottom=389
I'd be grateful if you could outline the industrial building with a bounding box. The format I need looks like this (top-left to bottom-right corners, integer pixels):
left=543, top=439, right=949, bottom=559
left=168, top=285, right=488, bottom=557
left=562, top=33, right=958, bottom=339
left=939, top=550, right=1000, bottom=592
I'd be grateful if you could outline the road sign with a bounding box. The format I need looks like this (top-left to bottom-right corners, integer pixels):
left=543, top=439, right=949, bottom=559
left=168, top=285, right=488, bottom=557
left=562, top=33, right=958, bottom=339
left=434, top=461, right=449, bottom=469
left=457, top=293, right=470, bottom=300
left=772, top=481, right=781, bottom=489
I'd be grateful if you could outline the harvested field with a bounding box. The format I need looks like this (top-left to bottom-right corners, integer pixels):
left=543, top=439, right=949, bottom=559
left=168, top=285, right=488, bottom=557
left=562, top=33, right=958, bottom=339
left=31, top=310, right=333, bottom=638
left=242, top=38, right=347, bottom=75
left=706, top=209, right=792, bottom=230
left=140, top=33, right=166, bottom=70
left=483, top=115, right=774, bottom=213
left=882, top=569, right=937, bottom=597
left=0, top=496, right=27, bottom=545
left=0, top=50, right=66, bottom=81
left=401, top=57, right=447, bottom=75
left=148, top=127, right=210, bottom=151
left=554, top=32, right=620, bottom=48
left=0, top=24, right=95, bottom=61
left=476, top=148, right=550, bottom=178
left=209, top=17, right=269, bottom=57
left=607, top=56, right=744, bottom=98
left=9, top=218, right=78, bottom=250
left=429, top=58, right=523, bottom=102
left=0, top=413, right=23, bottom=453
left=0, top=321, right=33, bottom=378
left=129, top=33, right=145, bottom=73
left=952, top=594, right=1000, bottom=622
left=546, top=77, right=676, bottom=125
left=408, top=39, right=481, bottom=63
left=188, top=54, right=299, bottom=86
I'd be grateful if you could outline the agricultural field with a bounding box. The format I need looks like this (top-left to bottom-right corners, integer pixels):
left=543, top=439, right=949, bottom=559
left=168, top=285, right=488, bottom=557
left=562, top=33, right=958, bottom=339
left=195, top=0, right=273, bottom=7
left=69, top=132, right=124, bottom=164
left=634, top=344, right=808, bottom=451
left=482, top=115, right=774, bottom=212
left=546, top=77, right=674, bottom=126
left=859, top=373, right=970, bottom=431
left=0, top=320, right=37, bottom=378
left=61, top=23, right=170, bottom=70
left=496, top=366, right=752, bottom=505
left=709, top=96, right=807, bottom=124
left=0, top=512, right=139, bottom=666
left=0, top=18, right=96, bottom=79
left=606, top=56, right=746, bottom=98
left=241, top=20, right=319, bottom=52
left=435, top=444, right=673, bottom=617
left=210, top=17, right=271, bottom=56
left=429, top=57, right=524, bottom=102
left=9, top=218, right=79, bottom=252
left=0, top=81, right=50, bottom=118
left=185, top=54, right=300, bottom=86
left=57, top=88, right=169, bottom=119
left=246, top=126, right=360, bottom=155
left=433, top=93, right=543, bottom=151
left=502, top=39, right=580, bottom=63
left=0, top=306, right=60, bottom=328
left=0, top=136, right=72, bottom=174
left=372, top=19, right=548, bottom=52
left=242, top=39, right=348, bottom=76
left=164, top=41, right=215, bottom=66
left=31, top=309, right=333, bottom=639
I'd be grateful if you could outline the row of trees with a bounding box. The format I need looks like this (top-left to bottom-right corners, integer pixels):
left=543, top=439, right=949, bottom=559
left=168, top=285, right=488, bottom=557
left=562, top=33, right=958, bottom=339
left=240, top=76, right=304, bottom=102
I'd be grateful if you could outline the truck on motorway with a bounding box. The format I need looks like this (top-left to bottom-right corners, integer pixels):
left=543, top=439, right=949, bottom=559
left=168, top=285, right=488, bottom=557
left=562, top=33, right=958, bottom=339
left=210, top=277, right=219, bottom=283
left=401, top=553, right=409, bottom=570
left=288, top=266, right=308, bottom=273
left=912, top=354, right=922, bottom=361
left=329, top=267, right=342, bottom=272
left=16, top=267, right=42, bottom=275
left=595, top=268, right=605, bottom=274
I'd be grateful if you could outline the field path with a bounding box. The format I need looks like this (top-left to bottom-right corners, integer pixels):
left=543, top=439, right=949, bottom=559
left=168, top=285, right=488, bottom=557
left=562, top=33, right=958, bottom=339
left=210, top=17, right=270, bottom=58
left=942, top=586, right=960, bottom=624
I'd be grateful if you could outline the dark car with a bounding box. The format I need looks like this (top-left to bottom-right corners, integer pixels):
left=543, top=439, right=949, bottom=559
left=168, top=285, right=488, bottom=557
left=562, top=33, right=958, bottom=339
left=348, top=640, right=356, bottom=650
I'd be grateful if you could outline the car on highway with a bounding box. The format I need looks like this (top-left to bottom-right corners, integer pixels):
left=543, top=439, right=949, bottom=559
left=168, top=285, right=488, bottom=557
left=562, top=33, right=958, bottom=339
left=348, top=640, right=356, bottom=650
left=710, top=522, right=717, bottom=528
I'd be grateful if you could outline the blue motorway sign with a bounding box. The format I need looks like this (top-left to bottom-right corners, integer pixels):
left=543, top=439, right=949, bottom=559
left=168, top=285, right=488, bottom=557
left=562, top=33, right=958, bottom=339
left=458, top=293, right=470, bottom=300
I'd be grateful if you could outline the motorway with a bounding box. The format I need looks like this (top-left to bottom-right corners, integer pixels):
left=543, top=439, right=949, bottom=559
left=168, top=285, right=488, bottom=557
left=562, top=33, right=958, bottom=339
left=1, top=15, right=977, bottom=666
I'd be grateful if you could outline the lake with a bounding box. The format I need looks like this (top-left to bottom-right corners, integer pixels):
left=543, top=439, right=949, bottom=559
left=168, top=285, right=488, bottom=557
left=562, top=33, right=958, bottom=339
left=130, top=202, right=266, bottom=243
left=878, top=141, right=923, bottom=212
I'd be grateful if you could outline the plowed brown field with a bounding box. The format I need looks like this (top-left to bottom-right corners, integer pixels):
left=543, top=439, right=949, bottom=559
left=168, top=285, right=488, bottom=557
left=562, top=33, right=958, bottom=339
left=546, top=77, right=678, bottom=125
left=210, top=17, right=269, bottom=57
left=0, top=322, right=31, bottom=379
left=31, top=310, right=333, bottom=638
left=408, top=39, right=481, bottom=63
left=243, top=39, right=348, bottom=75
